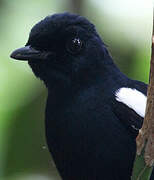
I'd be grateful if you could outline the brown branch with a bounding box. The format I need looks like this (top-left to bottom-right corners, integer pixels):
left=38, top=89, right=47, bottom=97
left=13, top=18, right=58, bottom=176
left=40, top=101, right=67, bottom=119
left=136, top=31, right=154, bottom=166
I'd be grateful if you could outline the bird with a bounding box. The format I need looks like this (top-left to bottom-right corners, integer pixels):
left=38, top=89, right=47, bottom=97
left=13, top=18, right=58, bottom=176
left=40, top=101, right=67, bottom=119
left=10, top=12, right=154, bottom=180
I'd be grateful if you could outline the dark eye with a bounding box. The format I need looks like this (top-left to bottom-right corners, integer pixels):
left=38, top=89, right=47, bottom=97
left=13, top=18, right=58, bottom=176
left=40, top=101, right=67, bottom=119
left=66, top=38, right=83, bottom=54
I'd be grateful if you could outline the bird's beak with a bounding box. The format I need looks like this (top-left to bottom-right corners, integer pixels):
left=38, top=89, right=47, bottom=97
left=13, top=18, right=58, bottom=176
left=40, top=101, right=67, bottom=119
left=10, top=46, right=43, bottom=61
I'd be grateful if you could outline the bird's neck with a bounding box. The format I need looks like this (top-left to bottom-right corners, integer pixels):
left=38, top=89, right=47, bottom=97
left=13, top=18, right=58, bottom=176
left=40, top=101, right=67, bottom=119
left=46, top=56, right=124, bottom=96
left=72, top=54, right=124, bottom=88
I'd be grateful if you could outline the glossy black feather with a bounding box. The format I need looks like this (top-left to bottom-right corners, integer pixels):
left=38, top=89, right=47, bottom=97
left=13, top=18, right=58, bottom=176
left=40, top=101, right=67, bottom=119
left=11, top=12, right=154, bottom=180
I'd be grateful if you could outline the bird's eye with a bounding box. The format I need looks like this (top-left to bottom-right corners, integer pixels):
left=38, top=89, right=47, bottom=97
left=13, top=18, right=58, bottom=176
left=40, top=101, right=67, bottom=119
left=66, top=38, right=83, bottom=54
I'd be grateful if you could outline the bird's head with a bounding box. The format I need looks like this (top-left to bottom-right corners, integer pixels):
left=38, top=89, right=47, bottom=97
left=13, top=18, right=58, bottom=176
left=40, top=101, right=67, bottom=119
left=10, top=12, right=111, bottom=87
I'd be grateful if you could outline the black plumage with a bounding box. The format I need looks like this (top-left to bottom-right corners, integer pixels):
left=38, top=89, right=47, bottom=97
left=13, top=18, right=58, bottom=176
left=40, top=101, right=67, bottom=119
left=10, top=12, right=154, bottom=180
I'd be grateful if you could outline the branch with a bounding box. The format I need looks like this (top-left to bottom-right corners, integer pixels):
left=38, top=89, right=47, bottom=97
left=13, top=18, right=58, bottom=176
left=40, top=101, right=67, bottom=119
left=131, top=16, right=154, bottom=180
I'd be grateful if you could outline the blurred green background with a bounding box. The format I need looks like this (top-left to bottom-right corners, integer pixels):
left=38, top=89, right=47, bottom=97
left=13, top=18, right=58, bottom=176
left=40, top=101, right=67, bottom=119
left=0, top=0, right=152, bottom=179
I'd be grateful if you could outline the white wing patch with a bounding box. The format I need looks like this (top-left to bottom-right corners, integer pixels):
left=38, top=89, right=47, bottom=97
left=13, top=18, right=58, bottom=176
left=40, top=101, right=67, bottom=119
left=115, top=88, right=147, bottom=118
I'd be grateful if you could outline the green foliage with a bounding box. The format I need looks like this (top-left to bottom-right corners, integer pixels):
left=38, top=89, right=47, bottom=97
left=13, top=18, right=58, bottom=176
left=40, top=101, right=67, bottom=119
left=132, top=149, right=153, bottom=180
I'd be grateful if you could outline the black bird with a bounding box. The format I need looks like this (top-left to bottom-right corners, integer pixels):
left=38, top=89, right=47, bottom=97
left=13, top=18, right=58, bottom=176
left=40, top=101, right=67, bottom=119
left=10, top=12, right=154, bottom=180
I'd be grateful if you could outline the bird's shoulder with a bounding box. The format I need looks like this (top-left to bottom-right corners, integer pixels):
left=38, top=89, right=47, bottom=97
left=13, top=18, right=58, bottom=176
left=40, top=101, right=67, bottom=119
left=112, top=79, right=147, bottom=137
left=73, top=75, right=147, bottom=138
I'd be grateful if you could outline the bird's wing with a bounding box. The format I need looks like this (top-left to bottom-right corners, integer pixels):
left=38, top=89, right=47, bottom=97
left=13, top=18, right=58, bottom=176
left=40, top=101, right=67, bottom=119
left=112, top=80, right=147, bottom=137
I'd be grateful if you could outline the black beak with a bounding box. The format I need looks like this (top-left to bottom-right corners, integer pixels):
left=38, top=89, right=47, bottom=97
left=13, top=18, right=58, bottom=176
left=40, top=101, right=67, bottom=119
left=10, top=46, right=43, bottom=61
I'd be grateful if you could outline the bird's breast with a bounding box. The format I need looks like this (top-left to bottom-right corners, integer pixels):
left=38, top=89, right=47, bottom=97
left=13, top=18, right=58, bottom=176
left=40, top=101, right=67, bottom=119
left=44, top=87, right=136, bottom=180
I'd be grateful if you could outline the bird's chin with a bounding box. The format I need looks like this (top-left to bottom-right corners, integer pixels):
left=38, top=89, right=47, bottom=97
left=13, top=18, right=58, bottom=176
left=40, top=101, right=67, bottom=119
left=28, top=60, right=71, bottom=87
left=28, top=59, right=48, bottom=78
left=28, top=58, right=43, bottom=64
